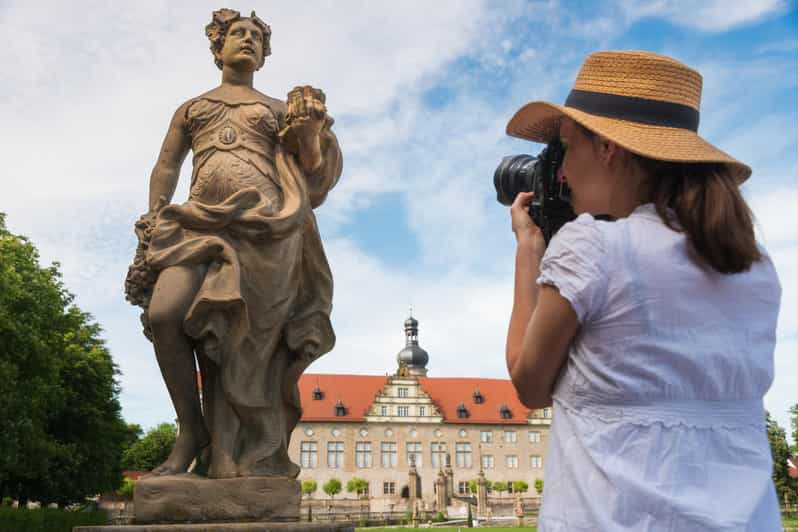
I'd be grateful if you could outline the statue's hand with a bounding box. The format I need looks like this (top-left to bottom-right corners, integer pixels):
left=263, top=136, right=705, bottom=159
left=285, top=85, right=327, bottom=145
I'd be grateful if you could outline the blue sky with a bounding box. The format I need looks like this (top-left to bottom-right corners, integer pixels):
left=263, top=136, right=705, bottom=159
left=1, top=0, right=796, bottom=437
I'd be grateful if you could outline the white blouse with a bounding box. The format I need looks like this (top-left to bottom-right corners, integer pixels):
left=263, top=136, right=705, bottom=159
left=536, top=203, right=782, bottom=531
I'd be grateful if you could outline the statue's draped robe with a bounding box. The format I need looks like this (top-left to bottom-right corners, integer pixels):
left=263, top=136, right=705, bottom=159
left=145, top=97, right=341, bottom=476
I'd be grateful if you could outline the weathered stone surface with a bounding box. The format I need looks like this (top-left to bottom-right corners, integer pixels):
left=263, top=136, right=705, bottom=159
left=74, top=524, right=354, bottom=532
left=132, top=474, right=300, bottom=524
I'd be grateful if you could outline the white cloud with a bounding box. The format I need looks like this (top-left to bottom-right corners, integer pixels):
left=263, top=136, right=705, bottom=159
left=618, top=0, right=787, bottom=32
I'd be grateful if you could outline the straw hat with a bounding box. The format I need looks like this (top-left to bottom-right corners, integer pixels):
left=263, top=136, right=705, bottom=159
left=506, top=50, right=751, bottom=182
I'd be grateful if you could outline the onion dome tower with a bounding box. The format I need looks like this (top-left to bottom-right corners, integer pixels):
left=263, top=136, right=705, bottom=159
left=396, top=312, right=429, bottom=376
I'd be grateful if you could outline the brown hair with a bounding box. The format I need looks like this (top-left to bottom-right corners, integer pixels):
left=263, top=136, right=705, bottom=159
left=633, top=156, right=761, bottom=274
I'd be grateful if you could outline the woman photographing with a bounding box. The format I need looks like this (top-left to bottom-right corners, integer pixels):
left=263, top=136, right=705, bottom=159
left=505, top=51, right=782, bottom=530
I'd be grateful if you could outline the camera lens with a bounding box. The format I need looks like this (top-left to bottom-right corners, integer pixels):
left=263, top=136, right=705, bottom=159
left=493, top=154, right=537, bottom=206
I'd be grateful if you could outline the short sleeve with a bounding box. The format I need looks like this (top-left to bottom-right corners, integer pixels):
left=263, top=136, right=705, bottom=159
left=536, top=213, right=607, bottom=324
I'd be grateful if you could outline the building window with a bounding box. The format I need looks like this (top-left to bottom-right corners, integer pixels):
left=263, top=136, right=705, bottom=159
left=398, top=387, right=409, bottom=398
left=355, top=441, right=372, bottom=468
left=500, top=404, right=512, bottom=419
left=480, top=430, right=493, bottom=443
left=431, top=442, right=447, bottom=468
left=312, top=385, right=323, bottom=400
left=530, top=455, right=543, bottom=469
left=381, top=405, right=388, bottom=416
left=406, top=442, right=422, bottom=467
left=455, top=442, right=472, bottom=468
left=419, top=406, right=425, bottom=416
left=381, top=442, right=397, bottom=468
left=528, top=431, right=541, bottom=443
left=383, top=481, right=395, bottom=495
left=481, top=454, right=494, bottom=469
left=334, top=400, right=346, bottom=417
left=456, top=403, right=469, bottom=419
left=458, top=481, right=469, bottom=495
left=504, top=430, right=517, bottom=443
left=398, top=406, right=409, bottom=417
left=327, top=441, right=344, bottom=468
left=472, top=388, right=484, bottom=404
left=506, top=455, right=519, bottom=469
left=543, top=407, right=552, bottom=418
left=300, top=441, right=317, bottom=468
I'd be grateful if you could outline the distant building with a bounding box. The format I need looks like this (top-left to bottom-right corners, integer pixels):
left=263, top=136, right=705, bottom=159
left=289, top=315, right=552, bottom=511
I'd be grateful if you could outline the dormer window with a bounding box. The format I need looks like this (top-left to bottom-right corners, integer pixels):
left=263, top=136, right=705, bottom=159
left=312, top=385, right=323, bottom=400
left=472, top=388, right=484, bottom=404
left=334, top=400, right=346, bottom=417
left=456, top=402, right=469, bottom=419
left=499, top=404, right=512, bottom=419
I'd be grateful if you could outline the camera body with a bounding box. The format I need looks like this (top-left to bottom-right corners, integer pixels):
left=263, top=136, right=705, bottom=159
left=493, top=139, right=576, bottom=245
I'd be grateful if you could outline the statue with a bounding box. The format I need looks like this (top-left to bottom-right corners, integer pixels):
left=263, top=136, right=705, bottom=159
left=125, top=8, right=342, bottom=482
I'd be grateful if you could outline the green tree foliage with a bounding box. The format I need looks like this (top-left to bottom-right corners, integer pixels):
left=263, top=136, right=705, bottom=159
left=790, top=403, right=798, bottom=453
left=767, top=411, right=798, bottom=504
left=121, top=423, right=177, bottom=471
left=301, top=479, right=318, bottom=497
left=116, top=478, right=135, bottom=499
left=512, top=480, right=529, bottom=493
left=322, top=478, right=342, bottom=499
left=346, top=477, right=369, bottom=498
left=468, top=479, right=478, bottom=494
left=0, top=214, right=129, bottom=506
left=492, top=480, right=508, bottom=497
left=534, top=478, right=544, bottom=495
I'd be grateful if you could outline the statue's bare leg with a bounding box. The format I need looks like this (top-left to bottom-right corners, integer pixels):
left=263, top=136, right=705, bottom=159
left=148, top=264, right=210, bottom=475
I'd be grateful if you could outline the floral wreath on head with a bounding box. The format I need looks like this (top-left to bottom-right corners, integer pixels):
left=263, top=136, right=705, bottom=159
left=206, top=8, right=272, bottom=70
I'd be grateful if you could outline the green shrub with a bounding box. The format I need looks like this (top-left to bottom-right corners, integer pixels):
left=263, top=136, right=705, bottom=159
left=0, top=507, right=108, bottom=532
left=116, top=478, right=135, bottom=499
left=433, top=510, right=447, bottom=522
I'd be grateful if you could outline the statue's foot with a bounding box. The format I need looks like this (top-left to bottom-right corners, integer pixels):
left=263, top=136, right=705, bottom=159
left=147, top=430, right=209, bottom=477
left=207, top=454, right=238, bottom=478
left=237, top=453, right=300, bottom=478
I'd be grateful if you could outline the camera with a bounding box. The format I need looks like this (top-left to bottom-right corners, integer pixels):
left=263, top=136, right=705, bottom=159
left=493, top=139, right=576, bottom=245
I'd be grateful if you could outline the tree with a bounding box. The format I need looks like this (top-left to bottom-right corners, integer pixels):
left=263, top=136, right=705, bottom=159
left=767, top=411, right=798, bottom=504
left=0, top=214, right=130, bottom=506
left=534, top=478, right=544, bottom=495
left=121, top=423, right=177, bottom=471
left=346, top=477, right=369, bottom=498
left=790, top=403, right=798, bottom=453
left=492, top=481, right=508, bottom=497
left=512, top=480, right=529, bottom=494
left=468, top=479, right=478, bottom=494
left=323, top=478, right=342, bottom=499
left=301, top=479, right=318, bottom=498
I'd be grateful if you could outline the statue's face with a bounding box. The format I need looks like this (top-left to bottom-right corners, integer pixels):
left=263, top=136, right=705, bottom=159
left=219, top=19, right=264, bottom=71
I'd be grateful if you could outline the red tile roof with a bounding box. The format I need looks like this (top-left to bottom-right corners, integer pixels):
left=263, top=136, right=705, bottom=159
left=419, top=376, right=532, bottom=425
left=299, top=374, right=388, bottom=422
left=298, top=373, right=532, bottom=424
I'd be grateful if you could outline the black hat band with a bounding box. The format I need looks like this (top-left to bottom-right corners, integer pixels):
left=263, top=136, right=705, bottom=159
left=565, top=89, right=700, bottom=131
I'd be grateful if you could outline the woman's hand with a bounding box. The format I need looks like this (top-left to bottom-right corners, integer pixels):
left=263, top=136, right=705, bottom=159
left=510, top=191, right=546, bottom=258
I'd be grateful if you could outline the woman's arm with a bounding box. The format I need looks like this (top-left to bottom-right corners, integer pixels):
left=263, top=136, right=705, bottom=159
left=148, top=103, right=192, bottom=211
left=505, top=192, right=580, bottom=408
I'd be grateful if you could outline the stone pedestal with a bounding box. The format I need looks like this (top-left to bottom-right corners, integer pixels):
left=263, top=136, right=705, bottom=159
left=133, top=474, right=300, bottom=524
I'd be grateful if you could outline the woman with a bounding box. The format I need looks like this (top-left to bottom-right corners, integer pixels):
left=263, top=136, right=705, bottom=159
left=125, top=9, right=342, bottom=479
left=504, top=51, right=782, bottom=530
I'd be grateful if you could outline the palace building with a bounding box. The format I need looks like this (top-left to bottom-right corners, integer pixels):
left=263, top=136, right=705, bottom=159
left=288, top=315, right=552, bottom=511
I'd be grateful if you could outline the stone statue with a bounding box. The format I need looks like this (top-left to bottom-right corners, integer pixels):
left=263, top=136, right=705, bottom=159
left=125, top=8, right=342, bottom=482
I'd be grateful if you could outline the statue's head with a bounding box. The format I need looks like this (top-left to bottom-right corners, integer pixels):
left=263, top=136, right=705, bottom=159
left=206, top=8, right=271, bottom=71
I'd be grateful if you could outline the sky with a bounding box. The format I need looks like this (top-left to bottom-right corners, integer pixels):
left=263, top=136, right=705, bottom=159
left=1, top=1, right=796, bottom=438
